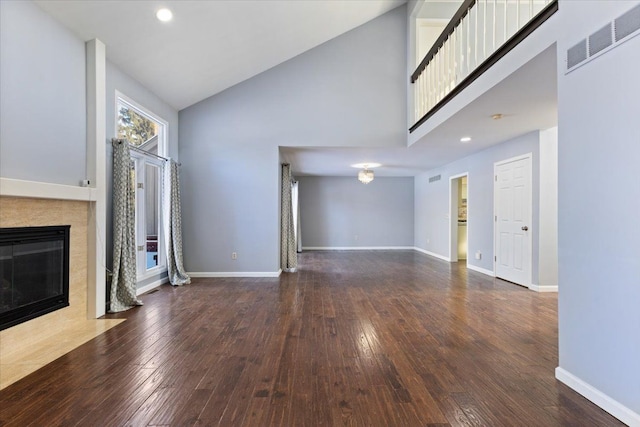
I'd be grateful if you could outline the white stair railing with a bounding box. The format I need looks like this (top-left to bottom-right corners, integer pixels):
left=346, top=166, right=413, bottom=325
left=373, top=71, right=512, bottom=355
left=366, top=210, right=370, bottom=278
left=411, top=0, right=557, bottom=132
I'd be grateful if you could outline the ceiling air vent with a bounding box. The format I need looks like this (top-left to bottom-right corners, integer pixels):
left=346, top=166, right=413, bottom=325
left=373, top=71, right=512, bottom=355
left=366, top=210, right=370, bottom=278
left=566, top=3, right=640, bottom=73
left=588, top=23, right=613, bottom=56
left=429, top=174, right=441, bottom=183
left=615, top=3, right=640, bottom=42
left=567, top=39, right=587, bottom=70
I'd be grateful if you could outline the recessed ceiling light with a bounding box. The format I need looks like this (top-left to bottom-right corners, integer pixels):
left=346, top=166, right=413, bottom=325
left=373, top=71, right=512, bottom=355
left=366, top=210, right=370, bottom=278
left=460, top=137, right=472, bottom=143
left=351, top=162, right=381, bottom=169
left=156, top=8, right=173, bottom=22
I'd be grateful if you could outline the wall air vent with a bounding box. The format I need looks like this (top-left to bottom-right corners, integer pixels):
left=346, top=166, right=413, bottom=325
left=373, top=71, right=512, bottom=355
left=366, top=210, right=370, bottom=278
left=567, top=40, right=587, bottom=70
left=429, top=174, right=441, bottom=183
left=589, top=24, right=613, bottom=56
left=566, top=3, right=640, bottom=73
left=615, top=3, right=640, bottom=42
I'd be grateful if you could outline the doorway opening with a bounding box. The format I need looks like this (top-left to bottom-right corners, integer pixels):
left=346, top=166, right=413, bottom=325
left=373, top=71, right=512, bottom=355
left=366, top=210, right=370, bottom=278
left=116, top=91, right=168, bottom=280
left=449, top=173, right=468, bottom=263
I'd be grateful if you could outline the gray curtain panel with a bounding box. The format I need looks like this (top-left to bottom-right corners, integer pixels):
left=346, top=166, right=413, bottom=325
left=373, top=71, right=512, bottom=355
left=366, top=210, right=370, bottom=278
left=164, top=161, right=191, bottom=286
left=280, top=164, right=297, bottom=272
left=110, top=139, right=143, bottom=312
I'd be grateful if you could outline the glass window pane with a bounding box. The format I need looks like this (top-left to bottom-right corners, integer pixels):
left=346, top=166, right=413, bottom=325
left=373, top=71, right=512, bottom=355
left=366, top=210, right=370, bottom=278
left=117, top=102, right=158, bottom=150
left=145, top=164, right=160, bottom=269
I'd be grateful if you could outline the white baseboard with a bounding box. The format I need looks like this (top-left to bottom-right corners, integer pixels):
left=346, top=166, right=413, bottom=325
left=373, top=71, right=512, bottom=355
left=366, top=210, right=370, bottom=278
left=302, top=246, right=415, bottom=251
left=136, top=276, right=169, bottom=296
left=412, top=247, right=451, bottom=262
left=466, top=263, right=495, bottom=277
left=188, top=270, right=282, bottom=278
left=529, top=284, right=558, bottom=292
left=555, top=367, right=640, bottom=426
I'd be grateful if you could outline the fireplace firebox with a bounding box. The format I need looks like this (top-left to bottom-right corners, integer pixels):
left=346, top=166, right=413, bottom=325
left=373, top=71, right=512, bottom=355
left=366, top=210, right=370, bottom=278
left=0, top=225, right=70, bottom=331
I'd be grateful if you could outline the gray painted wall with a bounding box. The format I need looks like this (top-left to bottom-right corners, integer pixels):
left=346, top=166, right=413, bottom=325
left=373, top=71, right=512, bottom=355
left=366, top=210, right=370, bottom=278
left=105, top=60, right=179, bottom=288
left=557, top=1, right=640, bottom=416
left=0, top=0, right=86, bottom=186
left=414, top=132, right=540, bottom=279
left=179, top=6, right=407, bottom=273
left=298, top=177, right=414, bottom=248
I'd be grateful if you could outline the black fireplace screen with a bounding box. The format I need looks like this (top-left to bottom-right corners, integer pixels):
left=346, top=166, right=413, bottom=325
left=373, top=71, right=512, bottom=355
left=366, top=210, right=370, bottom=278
left=0, top=226, right=70, bottom=330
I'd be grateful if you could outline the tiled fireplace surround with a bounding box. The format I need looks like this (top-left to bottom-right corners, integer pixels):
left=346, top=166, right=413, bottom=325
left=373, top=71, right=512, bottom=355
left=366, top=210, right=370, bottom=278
left=0, top=196, right=122, bottom=389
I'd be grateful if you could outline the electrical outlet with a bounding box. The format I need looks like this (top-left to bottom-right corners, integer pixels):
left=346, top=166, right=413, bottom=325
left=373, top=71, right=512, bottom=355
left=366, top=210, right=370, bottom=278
left=475, top=251, right=481, bottom=260
left=354, top=235, right=359, bottom=241
left=231, top=252, right=237, bottom=260
left=427, top=238, right=430, bottom=244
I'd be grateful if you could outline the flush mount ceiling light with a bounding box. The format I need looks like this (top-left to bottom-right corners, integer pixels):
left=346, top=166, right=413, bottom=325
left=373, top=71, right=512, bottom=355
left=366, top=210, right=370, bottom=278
left=351, top=162, right=381, bottom=169
left=460, top=137, right=472, bottom=143
left=351, top=163, right=380, bottom=184
left=156, top=8, right=173, bottom=22
left=492, top=113, right=504, bottom=120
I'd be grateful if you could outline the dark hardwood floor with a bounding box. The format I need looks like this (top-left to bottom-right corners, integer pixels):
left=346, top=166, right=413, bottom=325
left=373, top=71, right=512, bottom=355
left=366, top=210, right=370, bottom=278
left=0, top=251, right=623, bottom=426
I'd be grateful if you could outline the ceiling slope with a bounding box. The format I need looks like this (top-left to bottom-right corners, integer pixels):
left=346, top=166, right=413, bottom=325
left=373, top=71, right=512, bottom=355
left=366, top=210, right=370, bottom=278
left=35, top=0, right=405, bottom=110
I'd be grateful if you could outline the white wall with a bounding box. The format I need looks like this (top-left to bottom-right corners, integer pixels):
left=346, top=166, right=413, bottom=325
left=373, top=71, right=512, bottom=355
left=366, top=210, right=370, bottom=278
left=105, top=60, right=180, bottom=289
left=0, top=0, right=86, bottom=186
left=414, top=132, right=541, bottom=279
left=298, top=176, right=414, bottom=248
left=179, top=6, right=407, bottom=274
left=556, top=1, right=640, bottom=423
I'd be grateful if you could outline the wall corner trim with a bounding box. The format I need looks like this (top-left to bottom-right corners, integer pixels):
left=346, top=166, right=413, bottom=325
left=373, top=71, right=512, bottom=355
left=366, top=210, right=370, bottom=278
left=413, top=247, right=451, bottom=262
left=529, top=284, right=558, bottom=292
left=555, top=367, right=640, bottom=427
left=466, top=263, right=495, bottom=277
left=187, top=271, right=282, bottom=278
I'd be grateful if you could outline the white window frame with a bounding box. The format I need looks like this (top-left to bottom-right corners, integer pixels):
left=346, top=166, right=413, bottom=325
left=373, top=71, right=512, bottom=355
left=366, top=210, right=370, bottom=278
left=115, top=91, right=169, bottom=281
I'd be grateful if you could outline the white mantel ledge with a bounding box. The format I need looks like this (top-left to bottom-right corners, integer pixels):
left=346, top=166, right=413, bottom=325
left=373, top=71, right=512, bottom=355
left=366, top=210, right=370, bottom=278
left=0, top=177, right=95, bottom=201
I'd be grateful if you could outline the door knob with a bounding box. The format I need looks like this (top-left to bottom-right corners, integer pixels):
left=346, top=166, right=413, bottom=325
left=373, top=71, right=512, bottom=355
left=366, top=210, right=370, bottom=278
left=521, top=226, right=528, bottom=231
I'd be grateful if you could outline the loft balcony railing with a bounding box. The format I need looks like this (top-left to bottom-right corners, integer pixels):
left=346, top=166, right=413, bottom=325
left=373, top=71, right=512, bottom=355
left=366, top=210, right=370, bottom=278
left=410, top=0, right=558, bottom=133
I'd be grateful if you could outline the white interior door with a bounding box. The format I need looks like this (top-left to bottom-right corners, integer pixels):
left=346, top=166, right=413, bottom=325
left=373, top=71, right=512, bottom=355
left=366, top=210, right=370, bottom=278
left=494, top=154, right=532, bottom=286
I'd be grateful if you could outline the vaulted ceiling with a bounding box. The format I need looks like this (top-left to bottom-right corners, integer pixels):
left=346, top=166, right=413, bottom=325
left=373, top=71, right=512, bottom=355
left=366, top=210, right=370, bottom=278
left=35, top=0, right=406, bottom=111
left=35, top=0, right=557, bottom=177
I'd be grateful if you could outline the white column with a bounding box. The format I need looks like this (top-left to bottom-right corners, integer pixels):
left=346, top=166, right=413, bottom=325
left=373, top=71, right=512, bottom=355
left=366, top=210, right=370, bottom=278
left=86, top=39, right=107, bottom=318
left=537, top=126, right=558, bottom=291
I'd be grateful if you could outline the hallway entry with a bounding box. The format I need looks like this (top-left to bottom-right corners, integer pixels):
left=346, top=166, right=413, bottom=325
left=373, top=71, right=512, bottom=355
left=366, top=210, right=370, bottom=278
left=449, top=173, right=468, bottom=262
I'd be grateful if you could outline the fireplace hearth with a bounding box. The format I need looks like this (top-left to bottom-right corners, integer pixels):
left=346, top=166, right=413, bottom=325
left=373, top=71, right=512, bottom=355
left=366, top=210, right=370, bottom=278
left=0, top=226, right=70, bottom=331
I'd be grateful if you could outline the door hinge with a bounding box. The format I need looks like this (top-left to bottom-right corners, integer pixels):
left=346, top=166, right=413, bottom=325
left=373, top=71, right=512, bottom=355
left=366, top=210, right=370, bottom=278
left=137, top=245, right=144, bottom=251
left=494, top=256, right=497, bottom=261
left=495, top=175, right=497, bottom=181
left=137, top=182, right=144, bottom=189
left=495, top=215, right=497, bottom=222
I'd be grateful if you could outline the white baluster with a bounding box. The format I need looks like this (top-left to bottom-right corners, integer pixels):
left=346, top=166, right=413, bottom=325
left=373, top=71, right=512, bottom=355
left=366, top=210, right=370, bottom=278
left=474, top=3, right=479, bottom=69
left=530, top=0, right=534, bottom=20
left=483, top=0, right=487, bottom=63
left=503, top=0, right=507, bottom=43
left=453, top=29, right=458, bottom=87
left=493, top=0, right=497, bottom=53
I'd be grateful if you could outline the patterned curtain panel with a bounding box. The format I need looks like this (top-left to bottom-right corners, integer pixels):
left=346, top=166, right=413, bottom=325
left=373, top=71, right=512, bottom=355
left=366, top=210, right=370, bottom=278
left=280, top=164, right=298, bottom=272
left=110, top=139, right=143, bottom=312
left=164, top=161, right=191, bottom=286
